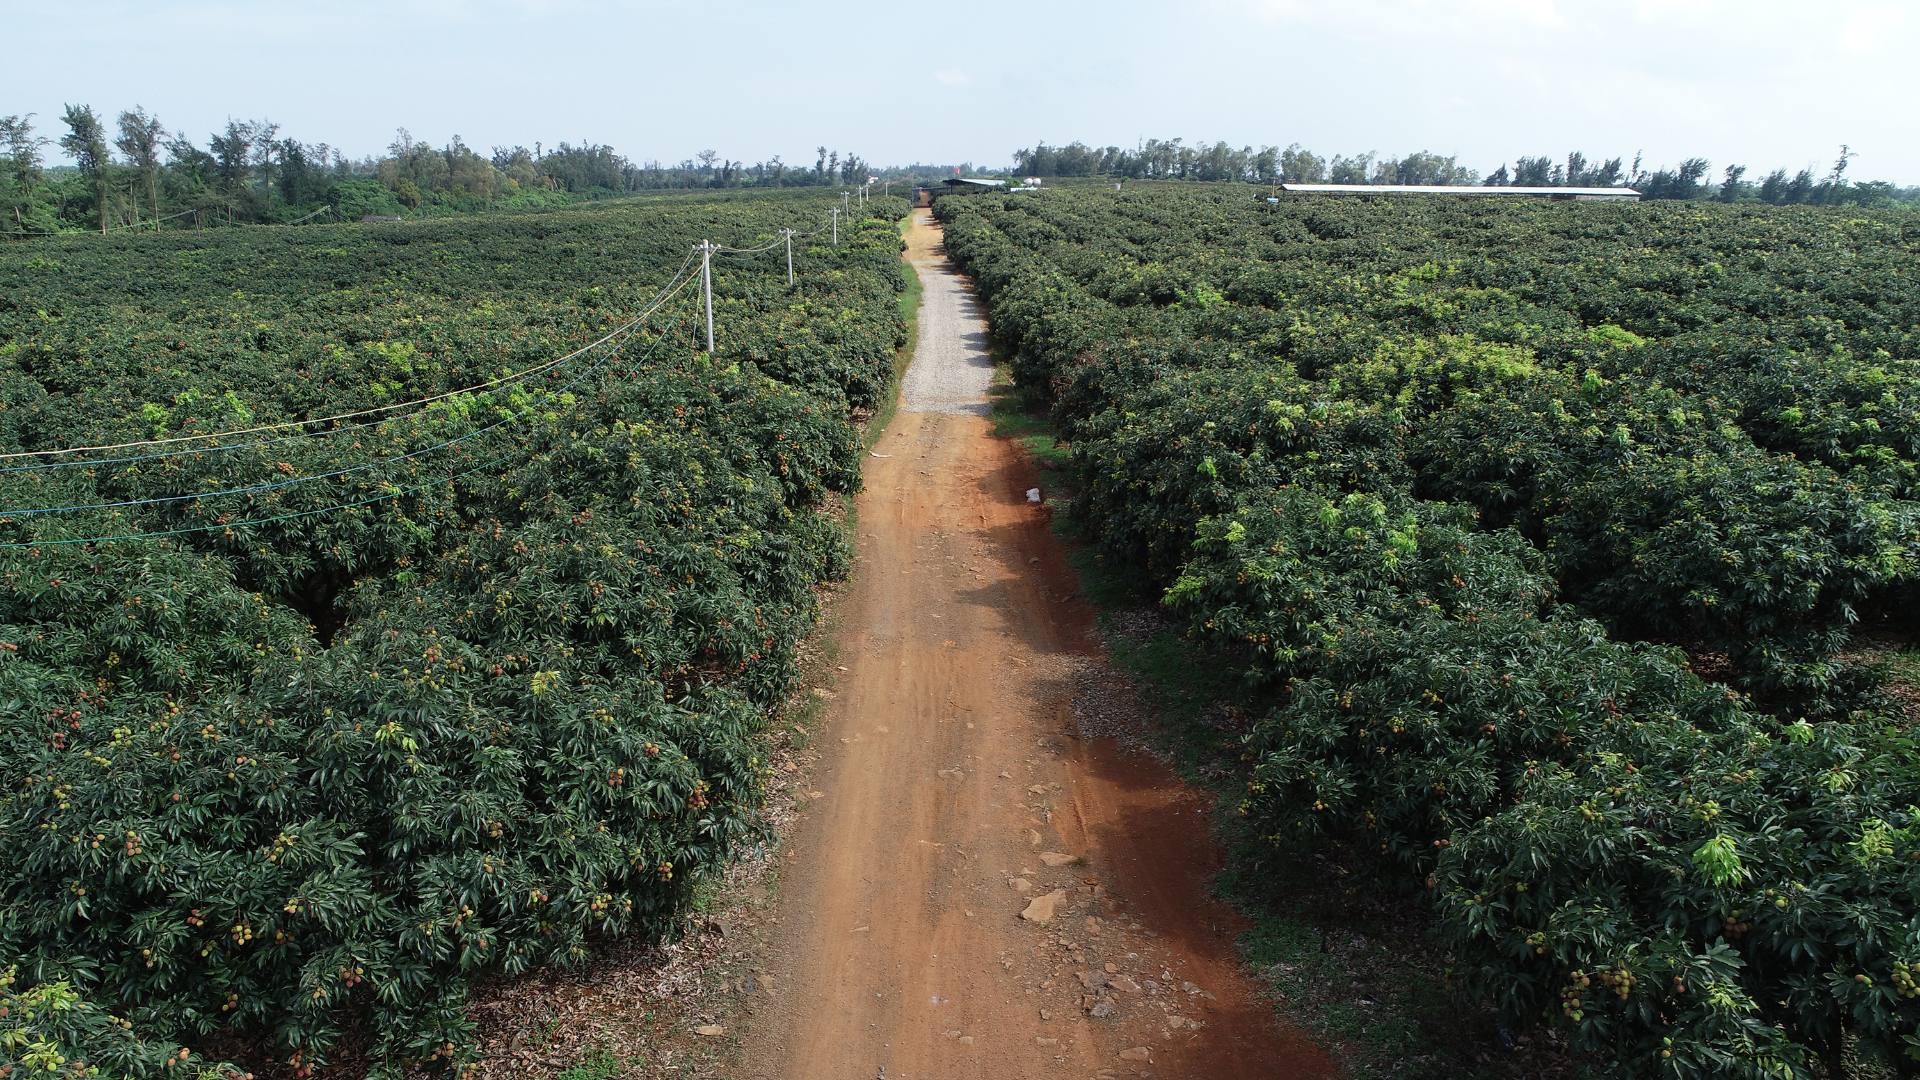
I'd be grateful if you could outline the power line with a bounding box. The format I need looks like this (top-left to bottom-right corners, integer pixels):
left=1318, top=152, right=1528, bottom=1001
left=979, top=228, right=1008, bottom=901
left=0, top=395, right=460, bottom=478
left=106, top=207, right=199, bottom=232
left=0, top=249, right=701, bottom=477
left=0, top=192, right=874, bottom=548
left=4, top=327, right=642, bottom=519
left=0, top=248, right=700, bottom=464
left=282, top=205, right=334, bottom=226
left=0, top=306, right=690, bottom=550
left=0, top=272, right=699, bottom=520
left=710, top=236, right=785, bottom=255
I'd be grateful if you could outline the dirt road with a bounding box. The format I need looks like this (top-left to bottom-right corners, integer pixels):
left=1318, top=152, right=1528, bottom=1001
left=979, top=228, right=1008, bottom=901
left=736, top=211, right=1336, bottom=1080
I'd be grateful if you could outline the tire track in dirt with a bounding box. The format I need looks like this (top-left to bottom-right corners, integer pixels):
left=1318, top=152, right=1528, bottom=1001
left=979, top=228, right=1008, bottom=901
left=734, top=210, right=1336, bottom=1080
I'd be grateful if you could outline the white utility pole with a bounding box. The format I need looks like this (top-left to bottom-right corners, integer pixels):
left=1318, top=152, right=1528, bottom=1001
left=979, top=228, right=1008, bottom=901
left=830, top=207, right=839, bottom=246
left=842, top=191, right=851, bottom=215
left=700, top=240, right=715, bottom=354
left=784, top=229, right=794, bottom=285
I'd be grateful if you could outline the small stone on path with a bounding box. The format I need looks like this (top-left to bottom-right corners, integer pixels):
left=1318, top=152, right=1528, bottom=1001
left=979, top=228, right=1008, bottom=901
left=1020, top=889, right=1067, bottom=923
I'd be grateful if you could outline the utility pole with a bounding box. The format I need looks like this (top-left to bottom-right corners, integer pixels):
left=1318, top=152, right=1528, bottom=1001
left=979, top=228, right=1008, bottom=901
left=830, top=207, right=839, bottom=246
left=842, top=191, right=851, bottom=216
left=784, top=228, right=794, bottom=286
left=700, top=240, right=715, bottom=354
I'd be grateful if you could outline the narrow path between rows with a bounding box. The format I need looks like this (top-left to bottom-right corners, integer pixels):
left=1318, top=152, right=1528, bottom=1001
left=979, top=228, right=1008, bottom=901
left=735, top=210, right=1336, bottom=1080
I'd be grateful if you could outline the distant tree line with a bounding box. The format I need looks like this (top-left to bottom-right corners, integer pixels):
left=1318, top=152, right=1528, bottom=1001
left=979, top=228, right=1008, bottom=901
left=1483, top=145, right=1907, bottom=205
left=1, top=103, right=891, bottom=237
left=1010, top=138, right=1920, bottom=205
left=1011, top=139, right=1474, bottom=186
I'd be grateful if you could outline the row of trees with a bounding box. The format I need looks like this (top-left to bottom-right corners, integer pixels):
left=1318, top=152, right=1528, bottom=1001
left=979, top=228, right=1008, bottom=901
left=1010, top=139, right=1476, bottom=186
left=1, top=103, right=890, bottom=237
left=1488, top=145, right=1898, bottom=204
left=1009, top=138, right=1920, bottom=205
left=492, top=142, right=879, bottom=194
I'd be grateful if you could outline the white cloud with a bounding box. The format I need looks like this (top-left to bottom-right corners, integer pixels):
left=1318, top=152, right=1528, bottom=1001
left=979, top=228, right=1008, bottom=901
left=1469, top=0, right=1566, bottom=29
left=1229, top=0, right=1565, bottom=33
left=1628, top=0, right=1724, bottom=21
left=933, top=67, right=972, bottom=87
left=1840, top=2, right=1907, bottom=52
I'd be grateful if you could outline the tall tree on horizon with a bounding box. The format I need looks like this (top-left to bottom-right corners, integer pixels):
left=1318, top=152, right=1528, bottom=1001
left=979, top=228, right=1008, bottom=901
left=59, top=103, right=110, bottom=233
left=1787, top=167, right=1816, bottom=203
left=1280, top=143, right=1326, bottom=183
left=115, top=106, right=165, bottom=226
left=1719, top=163, right=1747, bottom=202
left=1512, top=155, right=1554, bottom=185
left=1757, top=167, right=1788, bottom=203
left=250, top=119, right=280, bottom=201
left=1822, top=144, right=1853, bottom=203
left=1, top=114, right=47, bottom=232
left=209, top=119, right=252, bottom=202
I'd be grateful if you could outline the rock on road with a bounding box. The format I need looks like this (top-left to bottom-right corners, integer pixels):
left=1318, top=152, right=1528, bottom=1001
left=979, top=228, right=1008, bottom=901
left=734, top=210, right=1336, bottom=1080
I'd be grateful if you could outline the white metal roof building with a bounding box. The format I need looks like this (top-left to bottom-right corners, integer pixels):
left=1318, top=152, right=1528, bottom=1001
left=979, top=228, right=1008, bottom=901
left=1279, top=183, right=1641, bottom=201
left=943, top=177, right=1009, bottom=191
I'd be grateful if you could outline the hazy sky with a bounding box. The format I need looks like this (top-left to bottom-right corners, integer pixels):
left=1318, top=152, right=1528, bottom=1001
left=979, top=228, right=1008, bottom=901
left=6, top=0, right=1916, bottom=181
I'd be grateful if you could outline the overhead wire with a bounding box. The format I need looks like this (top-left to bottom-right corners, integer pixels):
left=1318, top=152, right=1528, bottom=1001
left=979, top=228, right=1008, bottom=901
left=0, top=268, right=701, bottom=519
left=0, top=248, right=701, bottom=477
left=4, top=327, right=642, bottom=519
left=0, top=247, right=701, bottom=464
left=106, top=207, right=201, bottom=232
left=8, top=202, right=337, bottom=240
left=710, top=235, right=786, bottom=255
left=0, top=302, right=693, bottom=549
left=0, top=196, right=844, bottom=546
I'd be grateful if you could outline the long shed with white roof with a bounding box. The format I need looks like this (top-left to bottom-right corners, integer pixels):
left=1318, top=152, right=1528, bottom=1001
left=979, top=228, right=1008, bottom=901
left=1279, top=183, right=1641, bottom=200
